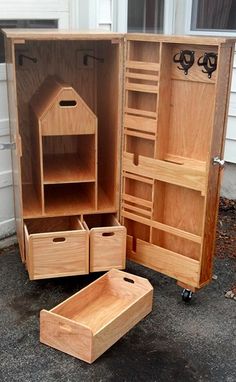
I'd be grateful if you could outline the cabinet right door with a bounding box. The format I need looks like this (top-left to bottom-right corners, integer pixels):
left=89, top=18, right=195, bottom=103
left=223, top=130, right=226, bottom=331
left=121, top=34, right=234, bottom=290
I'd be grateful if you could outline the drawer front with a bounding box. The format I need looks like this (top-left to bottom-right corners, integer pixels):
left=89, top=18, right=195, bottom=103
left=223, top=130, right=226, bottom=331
left=26, top=230, right=89, bottom=280
left=90, top=226, right=126, bottom=272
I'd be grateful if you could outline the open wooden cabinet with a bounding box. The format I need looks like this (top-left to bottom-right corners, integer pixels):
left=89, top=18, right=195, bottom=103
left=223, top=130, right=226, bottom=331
left=3, top=30, right=234, bottom=294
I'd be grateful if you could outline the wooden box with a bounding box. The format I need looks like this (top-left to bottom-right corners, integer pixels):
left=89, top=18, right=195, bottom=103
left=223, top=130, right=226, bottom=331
left=3, top=30, right=235, bottom=292
left=40, top=269, right=153, bottom=363
left=24, top=216, right=89, bottom=280
left=83, top=214, right=126, bottom=272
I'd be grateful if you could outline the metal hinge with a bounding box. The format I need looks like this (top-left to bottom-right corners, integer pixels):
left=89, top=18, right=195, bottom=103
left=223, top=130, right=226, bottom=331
left=0, top=142, right=16, bottom=150
left=212, top=156, right=225, bottom=168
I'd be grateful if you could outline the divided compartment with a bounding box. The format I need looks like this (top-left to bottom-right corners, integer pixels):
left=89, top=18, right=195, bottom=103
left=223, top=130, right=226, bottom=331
left=42, top=135, right=96, bottom=184
left=24, top=216, right=89, bottom=280
left=122, top=174, right=153, bottom=219
left=126, top=135, right=155, bottom=158
left=44, top=183, right=96, bottom=215
left=83, top=214, right=126, bottom=272
left=124, top=218, right=151, bottom=245
left=129, top=41, right=160, bottom=63
left=40, top=269, right=153, bottom=363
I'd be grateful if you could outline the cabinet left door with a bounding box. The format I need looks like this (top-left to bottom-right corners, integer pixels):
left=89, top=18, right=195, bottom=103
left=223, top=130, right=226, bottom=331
left=5, top=37, right=24, bottom=261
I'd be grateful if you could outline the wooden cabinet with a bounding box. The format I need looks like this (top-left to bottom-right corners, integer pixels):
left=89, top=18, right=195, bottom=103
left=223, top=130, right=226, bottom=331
left=3, top=30, right=235, bottom=291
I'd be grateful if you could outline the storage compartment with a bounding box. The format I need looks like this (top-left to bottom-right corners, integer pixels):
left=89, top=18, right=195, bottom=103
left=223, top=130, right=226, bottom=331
left=24, top=216, right=89, bottom=279
left=40, top=269, right=153, bottom=363
left=83, top=214, right=126, bottom=272
left=121, top=36, right=230, bottom=289
left=44, top=183, right=96, bottom=215
left=14, top=39, right=121, bottom=218
left=42, top=135, right=96, bottom=184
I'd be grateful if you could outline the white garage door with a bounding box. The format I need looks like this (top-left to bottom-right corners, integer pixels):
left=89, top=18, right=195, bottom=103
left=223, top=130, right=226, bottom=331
left=0, top=0, right=70, bottom=239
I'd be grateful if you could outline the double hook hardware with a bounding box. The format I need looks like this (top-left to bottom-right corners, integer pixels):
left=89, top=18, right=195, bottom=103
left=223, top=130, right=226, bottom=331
left=197, top=52, right=218, bottom=79
left=173, top=50, right=218, bottom=78
left=173, top=50, right=195, bottom=75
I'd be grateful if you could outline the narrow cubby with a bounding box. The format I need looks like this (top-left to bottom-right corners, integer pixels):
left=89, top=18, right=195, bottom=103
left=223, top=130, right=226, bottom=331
left=128, top=41, right=160, bottom=63
left=123, top=218, right=151, bottom=244
left=124, top=176, right=153, bottom=202
left=122, top=175, right=154, bottom=220
left=127, top=91, right=158, bottom=114
left=126, top=135, right=155, bottom=158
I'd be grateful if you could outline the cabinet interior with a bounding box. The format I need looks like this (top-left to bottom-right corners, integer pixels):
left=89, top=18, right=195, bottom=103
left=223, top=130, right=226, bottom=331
left=122, top=40, right=218, bottom=265
left=15, top=39, right=121, bottom=218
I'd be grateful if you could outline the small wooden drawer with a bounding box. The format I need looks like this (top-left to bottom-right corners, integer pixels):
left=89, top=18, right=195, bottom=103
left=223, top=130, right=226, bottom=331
left=83, top=214, right=126, bottom=272
left=24, top=216, right=89, bottom=280
left=40, top=269, right=153, bottom=363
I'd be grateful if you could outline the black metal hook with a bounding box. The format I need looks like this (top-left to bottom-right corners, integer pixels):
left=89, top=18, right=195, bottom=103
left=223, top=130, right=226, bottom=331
left=198, top=52, right=217, bottom=79
left=173, top=50, right=195, bottom=75
left=18, top=54, right=37, bottom=66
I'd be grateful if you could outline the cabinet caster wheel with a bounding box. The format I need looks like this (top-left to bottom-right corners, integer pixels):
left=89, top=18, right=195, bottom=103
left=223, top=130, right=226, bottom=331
left=181, top=289, right=193, bottom=302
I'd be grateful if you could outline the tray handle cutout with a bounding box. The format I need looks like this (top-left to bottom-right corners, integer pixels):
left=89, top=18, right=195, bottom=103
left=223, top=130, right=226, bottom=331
left=123, top=277, right=135, bottom=284
left=102, top=232, right=115, bottom=237
left=59, top=100, right=77, bottom=107
left=53, top=237, right=66, bottom=243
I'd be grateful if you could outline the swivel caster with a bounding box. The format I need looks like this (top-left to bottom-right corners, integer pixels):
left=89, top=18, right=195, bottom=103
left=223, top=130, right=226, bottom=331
left=181, top=288, right=193, bottom=302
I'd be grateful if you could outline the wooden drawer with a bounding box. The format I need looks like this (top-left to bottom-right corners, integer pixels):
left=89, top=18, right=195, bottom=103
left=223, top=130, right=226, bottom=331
left=83, top=214, right=126, bottom=272
left=40, top=269, right=153, bottom=363
left=24, top=216, right=89, bottom=280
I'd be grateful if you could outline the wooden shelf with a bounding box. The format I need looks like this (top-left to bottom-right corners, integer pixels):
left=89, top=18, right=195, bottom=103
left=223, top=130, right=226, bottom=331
left=163, top=154, right=206, bottom=171
left=44, top=183, right=95, bottom=215
left=23, top=184, right=116, bottom=218
left=43, top=153, right=95, bottom=184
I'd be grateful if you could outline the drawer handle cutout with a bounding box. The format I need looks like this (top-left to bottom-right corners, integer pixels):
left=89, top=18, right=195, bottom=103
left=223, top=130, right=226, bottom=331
left=124, top=277, right=134, bottom=284
left=59, top=100, right=77, bottom=107
left=102, top=232, right=115, bottom=237
left=53, top=237, right=66, bottom=243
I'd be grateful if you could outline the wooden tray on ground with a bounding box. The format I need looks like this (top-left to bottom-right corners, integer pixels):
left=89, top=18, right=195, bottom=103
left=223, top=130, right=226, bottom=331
left=40, top=269, right=153, bottom=363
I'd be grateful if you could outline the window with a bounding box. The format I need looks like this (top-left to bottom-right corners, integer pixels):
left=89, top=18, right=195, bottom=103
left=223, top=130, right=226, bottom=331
left=128, top=0, right=164, bottom=33
left=0, top=19, right=58, bottom=63
left=191, top=0, right=236, bottom=32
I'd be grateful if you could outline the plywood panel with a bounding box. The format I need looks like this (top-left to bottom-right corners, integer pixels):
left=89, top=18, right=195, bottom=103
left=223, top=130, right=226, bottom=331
left=168, top=80, right=215, bottom=161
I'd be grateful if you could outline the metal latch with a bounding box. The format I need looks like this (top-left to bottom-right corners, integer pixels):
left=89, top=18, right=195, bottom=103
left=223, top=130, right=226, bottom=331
left=212, top=156, right=225, bottom=168
left=0, top=142, right=16, bottom=150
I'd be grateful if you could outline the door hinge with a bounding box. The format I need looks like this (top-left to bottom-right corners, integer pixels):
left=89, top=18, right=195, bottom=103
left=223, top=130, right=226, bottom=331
left=0, top=135, right=22, bottom=157
left=212, top=156, right=225, bottom=168
left=0, top=142, right=16, bottom=150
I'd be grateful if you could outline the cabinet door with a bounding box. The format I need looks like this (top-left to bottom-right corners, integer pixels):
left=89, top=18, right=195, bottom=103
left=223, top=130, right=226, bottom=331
left=121, top=34, right=234, bottom=290
left=5, top=38, right=24, bottom=261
